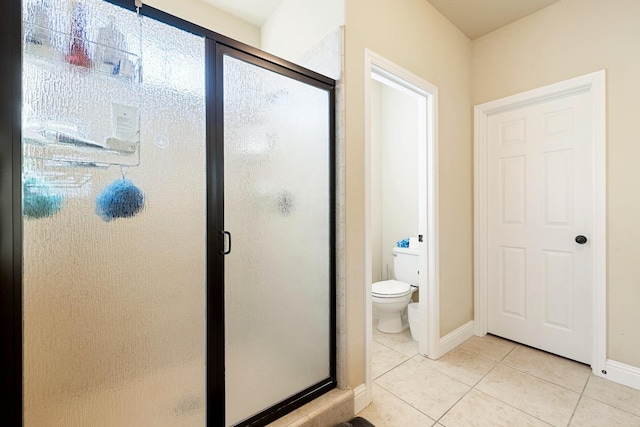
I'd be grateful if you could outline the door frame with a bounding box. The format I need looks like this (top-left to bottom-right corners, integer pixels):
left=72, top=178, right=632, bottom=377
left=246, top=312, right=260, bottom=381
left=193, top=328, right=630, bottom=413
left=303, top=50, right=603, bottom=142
left=473, top=70, right=606, bottom=376
left=363, top=49, right=440, bottom=408
left=0, top=0, right=22, bottom=424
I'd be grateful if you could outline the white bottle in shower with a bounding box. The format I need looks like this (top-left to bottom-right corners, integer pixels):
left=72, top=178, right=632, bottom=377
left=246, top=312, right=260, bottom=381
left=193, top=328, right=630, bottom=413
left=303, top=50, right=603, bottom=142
left=95, top=15, right=126, bottom=74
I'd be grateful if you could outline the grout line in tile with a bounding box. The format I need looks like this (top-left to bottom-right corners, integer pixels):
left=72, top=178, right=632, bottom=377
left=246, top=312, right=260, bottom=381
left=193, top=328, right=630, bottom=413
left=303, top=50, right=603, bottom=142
left=566, top=393, right=585, bottom=427
left=372, top=338, right=409, bottom=355
left=373, top=357, right=414, bottom=382
left=434, top=354, right=563, bottom=426
left=372, top=359, right=408, bottom=381
left=576, top=375, right=640, bottom=415
left=565, top=368, right=593, bottom=426
left=448, top=345, right=502, bottom=365
left=499, top=366, right=589, bottom=394
left=409, top=353, right=489, bottom=388
left=380, top=345, right=500, bottom=421
left=477, top=362, right=585, bottom=426
left=372, top=336, right=414, bottom=353
left=495, top=362, right=586, bottom=396
left=433, top=384, right=474, bottom=424
left=500, top=345, right=593, bottom=394
left=372, top=376, right=435, bottom=420
left=451, top=347, right=502, bottom=386
left=498, top=340, right=520, bottom=361
left=579, top=388, right=640, bottom=420
left=374, top=357, right=480, bottom=421
left=372, top=334, right=617, bottom=426
left=475, top=389, right=556, bottom=426
left=580, top=375, right=591, bottom=395
left=605, top=404, right=640, bottom=419
left=434, top=355, right=504, bottom=424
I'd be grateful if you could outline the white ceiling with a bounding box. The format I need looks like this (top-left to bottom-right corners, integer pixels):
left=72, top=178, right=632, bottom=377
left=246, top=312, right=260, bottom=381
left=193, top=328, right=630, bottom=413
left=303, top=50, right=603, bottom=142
left=199, top=0, right=562, bottom=39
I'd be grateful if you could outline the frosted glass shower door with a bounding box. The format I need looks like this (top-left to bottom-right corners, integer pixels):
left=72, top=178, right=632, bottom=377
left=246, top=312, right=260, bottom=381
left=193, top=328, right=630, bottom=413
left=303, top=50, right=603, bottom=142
left=222, top=49, right=335, bottom=426
left=21, top=0, right=207, bottom=425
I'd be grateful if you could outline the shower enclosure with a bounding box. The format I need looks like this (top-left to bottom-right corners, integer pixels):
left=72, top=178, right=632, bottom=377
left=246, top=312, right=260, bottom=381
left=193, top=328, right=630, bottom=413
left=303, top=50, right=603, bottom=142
left=0, top=0, right=336, bottom=425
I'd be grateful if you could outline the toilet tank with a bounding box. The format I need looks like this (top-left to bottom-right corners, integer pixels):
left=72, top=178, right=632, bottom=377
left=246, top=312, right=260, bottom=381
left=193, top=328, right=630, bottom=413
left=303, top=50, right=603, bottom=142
left=392, top=246, right=419, bottom=286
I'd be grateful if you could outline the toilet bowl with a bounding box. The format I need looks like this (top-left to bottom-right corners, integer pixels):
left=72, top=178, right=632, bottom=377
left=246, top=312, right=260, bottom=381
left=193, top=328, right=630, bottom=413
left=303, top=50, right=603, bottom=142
left=372, top=246, right=419, bottom=333
left=372, top=280, right=415, bottom=333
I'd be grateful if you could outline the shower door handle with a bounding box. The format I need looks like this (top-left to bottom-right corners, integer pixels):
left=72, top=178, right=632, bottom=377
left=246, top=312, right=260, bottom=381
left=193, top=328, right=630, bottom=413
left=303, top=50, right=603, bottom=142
left=221, top=231, right=231, bottom=255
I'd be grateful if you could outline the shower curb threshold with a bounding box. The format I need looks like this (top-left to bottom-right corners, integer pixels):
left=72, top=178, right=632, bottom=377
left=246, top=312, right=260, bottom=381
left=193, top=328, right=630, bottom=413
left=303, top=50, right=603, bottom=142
left=266, top=388, right=354, bottom=427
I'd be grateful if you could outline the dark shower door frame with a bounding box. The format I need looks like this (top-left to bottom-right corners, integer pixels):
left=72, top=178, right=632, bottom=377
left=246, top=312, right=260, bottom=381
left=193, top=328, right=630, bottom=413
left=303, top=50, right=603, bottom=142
left=0, top=1, right=337, bottom=425
left=214, top=43, right=337, bottom=426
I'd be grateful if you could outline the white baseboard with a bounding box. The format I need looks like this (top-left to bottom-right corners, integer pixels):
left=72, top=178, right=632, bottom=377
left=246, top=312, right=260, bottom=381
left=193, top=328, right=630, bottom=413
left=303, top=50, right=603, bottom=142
left=353, top=384, right=369, bottom=414
left=438, top=320, right=475, bottom=357
left=600, top=359, right=640, bottom=391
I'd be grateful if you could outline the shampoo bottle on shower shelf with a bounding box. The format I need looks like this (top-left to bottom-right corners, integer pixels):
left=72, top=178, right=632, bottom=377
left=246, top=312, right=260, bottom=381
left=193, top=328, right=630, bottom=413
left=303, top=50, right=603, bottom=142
left=95, top=15, right=126, bottom=75
left=25, top=0, right=54, bottom=57
left=66, top=0, right=91, bottom=68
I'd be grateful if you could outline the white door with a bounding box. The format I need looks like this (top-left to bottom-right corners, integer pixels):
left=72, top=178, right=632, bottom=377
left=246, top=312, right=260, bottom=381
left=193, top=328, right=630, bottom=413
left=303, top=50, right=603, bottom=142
left=487, top=90, right=593, bottom=364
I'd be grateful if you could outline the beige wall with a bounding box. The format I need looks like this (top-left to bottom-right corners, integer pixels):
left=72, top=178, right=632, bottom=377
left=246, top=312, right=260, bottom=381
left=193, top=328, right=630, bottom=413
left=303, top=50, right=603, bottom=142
left=145, top=0, right=261, bottom=48
left=371, top=81, right=420, bottom=283
left=345, top=0, right=472, bottom=387
left=371, top=81, right=383, bottom=282
left=471, top=0, right=640, bottom=368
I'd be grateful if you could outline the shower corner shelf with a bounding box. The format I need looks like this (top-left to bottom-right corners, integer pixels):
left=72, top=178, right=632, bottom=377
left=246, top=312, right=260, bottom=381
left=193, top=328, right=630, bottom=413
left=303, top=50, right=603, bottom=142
left=23, top=136, right=140, bottom=169
left=22, top=21, right=142, bottom=168
left=23, top=22, right=141, bottom=83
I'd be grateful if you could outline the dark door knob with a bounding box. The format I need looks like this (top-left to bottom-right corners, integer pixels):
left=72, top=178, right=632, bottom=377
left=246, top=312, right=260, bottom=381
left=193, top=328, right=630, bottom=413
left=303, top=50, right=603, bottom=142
left=575, top=235, right=588, bottom=244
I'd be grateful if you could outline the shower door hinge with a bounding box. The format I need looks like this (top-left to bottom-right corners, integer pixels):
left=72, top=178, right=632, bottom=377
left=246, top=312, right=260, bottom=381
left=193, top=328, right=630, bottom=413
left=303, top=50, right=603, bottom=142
left=418, top=234, right=423, bottom=242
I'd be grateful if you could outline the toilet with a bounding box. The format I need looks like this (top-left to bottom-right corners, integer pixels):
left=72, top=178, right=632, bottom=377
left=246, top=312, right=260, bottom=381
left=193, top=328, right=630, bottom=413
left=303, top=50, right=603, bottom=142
left=372, top=246, right=419, bottom=333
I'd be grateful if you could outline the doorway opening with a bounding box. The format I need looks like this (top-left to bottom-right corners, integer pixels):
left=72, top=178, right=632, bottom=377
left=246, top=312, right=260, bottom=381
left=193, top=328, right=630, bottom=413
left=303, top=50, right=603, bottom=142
left=362, top=49, right=439, bottom=410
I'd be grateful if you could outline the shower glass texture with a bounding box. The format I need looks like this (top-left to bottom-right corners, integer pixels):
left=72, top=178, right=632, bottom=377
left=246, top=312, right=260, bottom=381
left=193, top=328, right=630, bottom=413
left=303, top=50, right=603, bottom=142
left=223, top=55, right=332, bottom=426
left=21, top=0, right=207, bottom=425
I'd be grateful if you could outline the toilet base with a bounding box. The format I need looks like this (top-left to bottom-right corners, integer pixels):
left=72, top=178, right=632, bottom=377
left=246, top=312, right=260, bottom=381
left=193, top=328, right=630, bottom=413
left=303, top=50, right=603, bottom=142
left=376, top=311, right=409, bottom=334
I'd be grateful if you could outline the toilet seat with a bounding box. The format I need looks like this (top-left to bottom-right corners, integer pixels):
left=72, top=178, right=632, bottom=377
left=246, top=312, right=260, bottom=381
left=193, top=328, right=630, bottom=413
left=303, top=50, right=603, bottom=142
left=372, top=280, right=412, bottom=298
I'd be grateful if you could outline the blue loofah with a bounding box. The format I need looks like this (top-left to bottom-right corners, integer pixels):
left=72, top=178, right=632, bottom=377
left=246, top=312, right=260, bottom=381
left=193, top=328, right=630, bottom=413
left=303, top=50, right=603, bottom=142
left=96, top=179, right=145, bottom=221
left=396, top=238, right=410, bottom=248
left=23, top=177, right=63, bottom=219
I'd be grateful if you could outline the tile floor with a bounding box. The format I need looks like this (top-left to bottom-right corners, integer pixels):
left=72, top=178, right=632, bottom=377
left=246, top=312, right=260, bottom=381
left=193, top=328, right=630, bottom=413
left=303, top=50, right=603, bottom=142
left=357, top=325, right=640, bottom=426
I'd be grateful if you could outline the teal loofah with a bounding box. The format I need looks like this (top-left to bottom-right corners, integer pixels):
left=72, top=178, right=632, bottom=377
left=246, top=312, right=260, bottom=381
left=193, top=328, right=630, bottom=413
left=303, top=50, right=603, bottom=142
left=23, top=177, right=63, bottom=219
